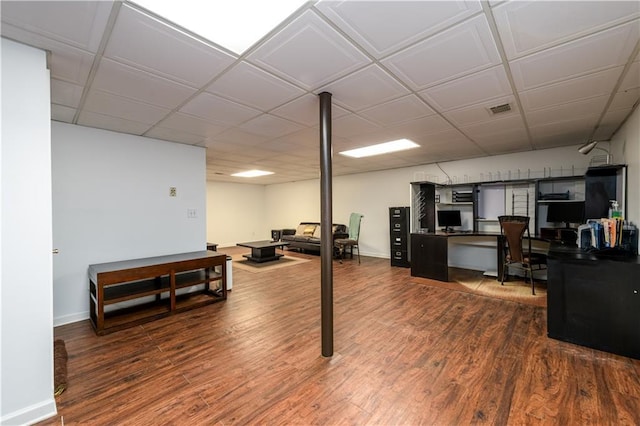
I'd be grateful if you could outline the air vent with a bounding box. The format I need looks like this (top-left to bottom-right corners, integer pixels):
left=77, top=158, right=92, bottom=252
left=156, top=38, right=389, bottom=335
left=489, top=103, right=512, bottom=114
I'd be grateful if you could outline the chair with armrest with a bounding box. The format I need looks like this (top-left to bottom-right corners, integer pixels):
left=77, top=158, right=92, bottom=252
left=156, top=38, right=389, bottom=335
left=498, top=215, right=547, bottom=295
left=335, top=213, right=363, bottom=264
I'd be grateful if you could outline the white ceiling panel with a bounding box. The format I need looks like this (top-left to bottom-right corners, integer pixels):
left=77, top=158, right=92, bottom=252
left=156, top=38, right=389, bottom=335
left=519, top=67, right=623, bottom=112
left=246, top=10, right=371, bottom=90
left=420, top=65, right=512, bottom=111
left=321, top=65, right=410, bottom=111
left=0, top=23, right=96, bottom=85
left=145, top=126, right=204, bottom=145
left=156, top=113, right=228, bottom=138
left=180, top=92, right=262, bottom=125
left=619, top=60, right=640, bottom=92
left=51, top=104, right=76, bottom=123
left=315, top=0, right=482, bottom=58
left=608, top=88, right=640, bottom=112
left=205, top=61, right=305, bottom=110
left=510, top=20, right=640, bottom=91
left=238, top=114, right=306, bottom=139
left=104, top=4, right=237, bottom=87
left=77, top=110, right=152, bottom=135
left=493, top=1, right=640, bottom=59
left=83, top=90, right=170, bottom=124
left=50, top=79, right=84, bottom=108
left=3, top=0, right=638, bottom=184
left=444, top=96, right=518, bottom=127
left=359, top=95, right=435, bottom=126
left=0, top=1, right=113, bottom=52
left=526, top=96, right=609, bottom=127
left=93, top=58, right=197, bottom=108
left=332, top=114, right=382, bottom=139
left=270, top=94, right=350, bottom=126
left=382, top=14, right=502, bottom=90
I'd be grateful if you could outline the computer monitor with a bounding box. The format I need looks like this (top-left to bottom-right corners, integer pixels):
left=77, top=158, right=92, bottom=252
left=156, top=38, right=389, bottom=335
left=546, top=201, right=585, bottom=228
left=437, top=210, right=462, bottom=232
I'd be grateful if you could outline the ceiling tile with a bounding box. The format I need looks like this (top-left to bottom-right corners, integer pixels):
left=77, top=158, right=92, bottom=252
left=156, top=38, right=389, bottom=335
left=77, top=110, right=152, bottom=135
left=153, top=113, right=228, bottom=139
left=420, top=65, right=512, bottom=112
left=462, top=113, right=528, bottom=139
left=382, top=14, right=502, bottom=90
left=51, top=104, right=76, bottom=123
left=0, top=1, right=113, bottom=52
left=50, top=79, right=83, bottom=108
left=83, top=90, right=170, bottom=124
left=104, top=4, right=237, bottom=87
left=332, top=114, right=382, bottom=139
left=320, top=64, right=410, bottom=111
left=205, top=61, right=305, bottom=110
left=0, top=24, right=95, bottom=85
left=529, top=116, right=597, bottom=141
left=593, top=108, right=633, bottom=140
left=93, top=58, right=197, bottom=108
left=526, top=95, right=609, bottom=127
left=444, top=96, right=519, bottom=127
left=359, top=95, right=435, bottom=126
left=608, top=87, right=640, bottom=111
left=316, top=0, right=482, bottom=58
left=180, top=92, right=262, bottom=125
left=237, top=114, right=306, bottom=139
left=509, top=20, right=640, bottom=91
left=246, top=10, right=371, bottom=90
left=493, top=1, right=640, bottom=59
left=145, top=127, right=204, bottom=145
left=271, top=94, right=350, bottom=126
left=519, top=67, right=623, bottom=112
left=619, top=59, right=640, bottom=91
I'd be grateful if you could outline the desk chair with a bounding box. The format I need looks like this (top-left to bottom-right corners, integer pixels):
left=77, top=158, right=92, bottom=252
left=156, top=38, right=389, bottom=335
left=498, top=215, right=547, bottom=295
left=335, top=213, right=363, bottom=264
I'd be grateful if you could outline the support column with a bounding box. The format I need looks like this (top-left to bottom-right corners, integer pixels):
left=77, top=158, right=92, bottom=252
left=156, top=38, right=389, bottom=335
left=319, top=91, right=333, bottom=357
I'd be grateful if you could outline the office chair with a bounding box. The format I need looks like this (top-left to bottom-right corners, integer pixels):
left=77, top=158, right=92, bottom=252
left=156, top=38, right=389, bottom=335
left=498, top=215, right=547, bottom=295
left=335, top=213, right=363, bottom=264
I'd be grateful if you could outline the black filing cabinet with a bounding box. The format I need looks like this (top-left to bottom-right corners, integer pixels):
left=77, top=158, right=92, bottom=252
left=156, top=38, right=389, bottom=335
left=389, top=207, right=410, bottom=267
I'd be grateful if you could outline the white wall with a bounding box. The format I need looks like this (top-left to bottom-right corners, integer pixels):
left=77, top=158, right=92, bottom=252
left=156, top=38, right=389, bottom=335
left=206, top=181, right=267, bottom=247
left=613, top=106, right=639, bottom=225
left=51, top=122, right=206, bottom=326
left=1, top=39, right=57, bottom=425
left=262, top=145, right=596, bottom=258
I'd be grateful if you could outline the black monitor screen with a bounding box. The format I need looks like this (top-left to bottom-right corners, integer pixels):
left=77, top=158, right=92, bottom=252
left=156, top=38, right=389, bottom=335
left=546, top=201, right=585, bottom=227
left=437, top=210, right=462, bottom=231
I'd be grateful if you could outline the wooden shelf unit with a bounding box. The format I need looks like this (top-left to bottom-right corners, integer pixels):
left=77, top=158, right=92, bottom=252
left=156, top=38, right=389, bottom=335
left=89, top=251, right=226, bottom=335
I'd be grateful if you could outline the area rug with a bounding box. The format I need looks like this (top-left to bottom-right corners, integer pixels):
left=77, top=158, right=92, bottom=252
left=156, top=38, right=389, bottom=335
left=424, top=268, right=547, bottom=307
left=231, top=254, right=311, bottom=273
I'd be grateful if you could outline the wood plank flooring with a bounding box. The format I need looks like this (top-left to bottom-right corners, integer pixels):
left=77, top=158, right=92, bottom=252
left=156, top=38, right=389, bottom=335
left=40, top=247, right=640, bottom=425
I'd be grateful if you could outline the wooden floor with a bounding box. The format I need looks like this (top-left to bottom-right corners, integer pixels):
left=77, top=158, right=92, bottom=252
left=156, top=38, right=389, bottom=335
left=41, top=247, right=640, bottom=425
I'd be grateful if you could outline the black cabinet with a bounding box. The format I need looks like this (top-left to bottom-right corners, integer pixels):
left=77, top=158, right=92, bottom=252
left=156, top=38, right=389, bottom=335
left=410, top=233, right=448, bottom=281
left=390, top=207, right=410, bottom=267
left=547, top=243, right=640, bottom=359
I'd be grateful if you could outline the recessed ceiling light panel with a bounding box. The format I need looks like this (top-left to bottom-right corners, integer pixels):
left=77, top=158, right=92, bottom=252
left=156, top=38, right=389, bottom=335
left=231, top=169, right=274, bottom=178
left=339, top=139, right=420, bottom=158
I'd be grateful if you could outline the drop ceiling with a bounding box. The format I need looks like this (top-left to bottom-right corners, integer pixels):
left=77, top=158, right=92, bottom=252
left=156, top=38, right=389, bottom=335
left=2, top=1, right=639, bottom=184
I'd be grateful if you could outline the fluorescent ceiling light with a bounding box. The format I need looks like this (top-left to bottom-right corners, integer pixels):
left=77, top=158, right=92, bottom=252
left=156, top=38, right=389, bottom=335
left=339, top=139, right=420, bottom=158
left=231, top=170, right=274, bottom=178
left=132, top=0, right=307, bottom=55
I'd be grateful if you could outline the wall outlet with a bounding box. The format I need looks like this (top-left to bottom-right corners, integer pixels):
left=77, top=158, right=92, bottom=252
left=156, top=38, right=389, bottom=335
left=169, top=187, right=177, bottom=197
left=187, top=209, right=197, bottom=218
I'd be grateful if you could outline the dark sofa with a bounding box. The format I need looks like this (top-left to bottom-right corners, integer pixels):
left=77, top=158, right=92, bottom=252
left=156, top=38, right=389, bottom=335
left=281, top=222, right=347, bottom=253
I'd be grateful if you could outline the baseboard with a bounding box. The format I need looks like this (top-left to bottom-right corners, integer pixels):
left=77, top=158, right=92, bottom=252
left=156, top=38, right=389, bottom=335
left=1, top=397, right=57, bottom=425
left=54, top=310, right=89, bottom=327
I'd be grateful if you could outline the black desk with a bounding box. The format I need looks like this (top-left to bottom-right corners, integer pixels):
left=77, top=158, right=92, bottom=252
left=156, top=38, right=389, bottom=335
left=411, top=232, right=502, bottom=281
left=410, top=231, right=548, bottom=282
left=547, top=243, right=640, bottom=359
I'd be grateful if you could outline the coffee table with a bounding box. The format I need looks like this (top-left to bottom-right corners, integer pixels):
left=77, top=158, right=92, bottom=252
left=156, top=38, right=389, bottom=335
left=236, top=240, right=290, bottom=263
